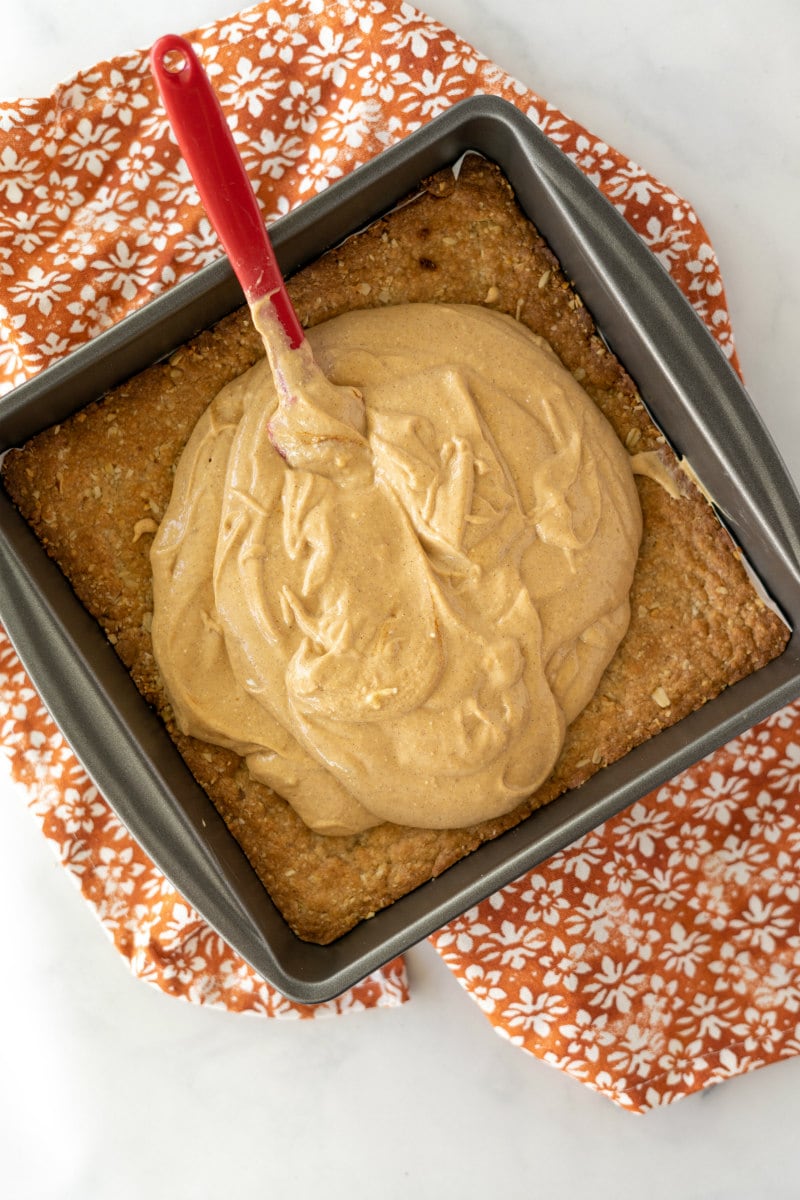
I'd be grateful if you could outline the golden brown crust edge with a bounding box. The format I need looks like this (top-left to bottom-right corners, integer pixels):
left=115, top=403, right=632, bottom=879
left=2, top=157, right=789, bottom=944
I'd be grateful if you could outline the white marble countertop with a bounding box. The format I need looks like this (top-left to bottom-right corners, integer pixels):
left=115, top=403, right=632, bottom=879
left=2, top=2, right=799, bottom=1197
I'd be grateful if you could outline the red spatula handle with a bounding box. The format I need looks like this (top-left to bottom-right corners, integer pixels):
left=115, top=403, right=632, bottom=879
left=149, top=33, right=304, bottom=347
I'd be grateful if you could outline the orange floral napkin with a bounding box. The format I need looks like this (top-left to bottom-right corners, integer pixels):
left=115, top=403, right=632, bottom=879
left=2, top=0, right=798, bottom=1108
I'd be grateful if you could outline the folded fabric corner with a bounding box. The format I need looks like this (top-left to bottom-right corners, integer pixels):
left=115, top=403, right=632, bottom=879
left=431, top=699, right=800, bottom=1112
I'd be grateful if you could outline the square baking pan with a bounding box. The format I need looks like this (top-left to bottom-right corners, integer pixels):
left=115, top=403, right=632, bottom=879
left=3, top=95, right=800, bottom=1003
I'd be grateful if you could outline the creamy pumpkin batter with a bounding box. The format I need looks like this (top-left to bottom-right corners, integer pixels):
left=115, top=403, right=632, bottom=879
left=150, top=301, right=642, bottom=834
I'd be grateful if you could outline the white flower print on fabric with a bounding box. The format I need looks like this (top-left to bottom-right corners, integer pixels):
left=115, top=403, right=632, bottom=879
left=8, top=265, right=72, bottom=316
left=0, top=144, right=43, bottom=203
left=299, top=26, right=365, bottom=86
left=217, top=57, right=284, bottom=117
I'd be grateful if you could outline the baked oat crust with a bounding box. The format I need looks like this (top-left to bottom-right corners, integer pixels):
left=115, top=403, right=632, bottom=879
left=2, top=157, right=788, bottom=943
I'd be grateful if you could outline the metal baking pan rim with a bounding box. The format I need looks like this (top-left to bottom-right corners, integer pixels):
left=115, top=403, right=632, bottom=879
left=2, top=95, right=800, bottom=1003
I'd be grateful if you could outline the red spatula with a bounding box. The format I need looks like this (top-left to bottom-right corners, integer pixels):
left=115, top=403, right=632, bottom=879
left=149, top=34, right=366, bottom=456
left=149, top=33, right=304, bottom=348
